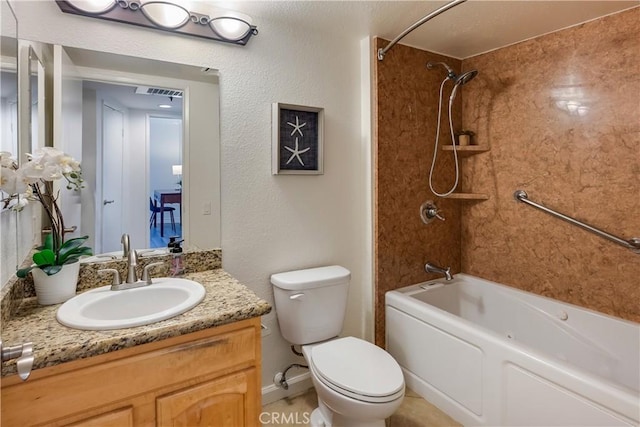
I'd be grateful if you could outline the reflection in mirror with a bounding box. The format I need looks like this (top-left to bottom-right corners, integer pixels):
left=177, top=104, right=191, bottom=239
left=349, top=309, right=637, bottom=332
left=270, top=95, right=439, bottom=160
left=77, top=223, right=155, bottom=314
left=0, top=51, right=17, bottom=155
left=53, top=46, right=220, bottom=258
left=1, top=0, right=19, bottom=286
left=80, top=80, right=183, bottom=253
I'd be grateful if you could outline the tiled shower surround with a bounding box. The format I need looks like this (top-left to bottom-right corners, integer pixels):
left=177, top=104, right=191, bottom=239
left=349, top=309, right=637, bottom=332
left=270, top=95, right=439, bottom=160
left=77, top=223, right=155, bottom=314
left=374, top=7, right=639, bottom=346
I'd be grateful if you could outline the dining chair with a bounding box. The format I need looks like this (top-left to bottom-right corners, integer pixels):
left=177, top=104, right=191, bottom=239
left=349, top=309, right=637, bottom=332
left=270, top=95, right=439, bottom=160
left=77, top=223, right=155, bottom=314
left=149, top=197, right=176, bottom=231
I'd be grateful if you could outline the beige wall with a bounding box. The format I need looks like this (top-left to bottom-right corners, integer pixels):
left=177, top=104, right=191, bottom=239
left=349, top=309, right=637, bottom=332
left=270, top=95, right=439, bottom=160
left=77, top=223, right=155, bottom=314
left=374, top=8, right=639, bottom=341
left=14, top=0, right=371, bottom=397
left=461, top=8, right=640, bottom=322
left=374, top=39, right=463, bottom=346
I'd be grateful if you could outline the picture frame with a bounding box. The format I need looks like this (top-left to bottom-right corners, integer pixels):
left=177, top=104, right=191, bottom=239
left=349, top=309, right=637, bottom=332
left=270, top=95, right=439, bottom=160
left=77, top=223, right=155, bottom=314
left=272, top=103, right=324, bottom=175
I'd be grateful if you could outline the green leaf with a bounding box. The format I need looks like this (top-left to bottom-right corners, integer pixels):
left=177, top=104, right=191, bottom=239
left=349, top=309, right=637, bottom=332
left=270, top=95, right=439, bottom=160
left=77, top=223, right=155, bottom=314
left=58, top=236, right=91, bottom=264
left=42, top=233, right=54, bottom=251
left=33, top=249, right=56, bottom=266
left=16, top=266, right=35, bottom=278
left=41, top=265, right=62, bottom=276
left=61, top=249, right=92, bottom=265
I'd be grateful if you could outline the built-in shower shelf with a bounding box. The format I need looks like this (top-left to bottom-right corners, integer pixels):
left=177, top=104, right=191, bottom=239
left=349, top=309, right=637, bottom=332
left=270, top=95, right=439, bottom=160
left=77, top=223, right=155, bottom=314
left=442, top=145, right=490, bottom=155
left=444, top=193, right=489, bottom=200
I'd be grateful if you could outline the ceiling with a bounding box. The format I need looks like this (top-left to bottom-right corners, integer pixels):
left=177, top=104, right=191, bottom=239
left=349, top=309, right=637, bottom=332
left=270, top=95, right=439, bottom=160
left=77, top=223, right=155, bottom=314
left=83, top=80, right=184, bottom=113
left=218, top=1, right=639, bottom=59
left=71, top=1, right=638, bottom=108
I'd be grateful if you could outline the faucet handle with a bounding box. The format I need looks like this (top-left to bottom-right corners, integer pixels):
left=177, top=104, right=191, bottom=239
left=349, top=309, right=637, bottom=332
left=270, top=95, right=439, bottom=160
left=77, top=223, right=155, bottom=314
left=420, top=201, right=445, bottom=224
left=98, top=269, right=122, bottom=286
left=142, top=262, right=165, bottom=285
left=1, top=340, right=34, bottom=381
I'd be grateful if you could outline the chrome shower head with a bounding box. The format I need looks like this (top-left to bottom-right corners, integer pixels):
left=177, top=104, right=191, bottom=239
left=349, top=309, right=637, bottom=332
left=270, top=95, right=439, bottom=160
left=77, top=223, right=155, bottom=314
left=455, top=69, right=478, bottom=86
left=449, top=70, right=478, bottom=103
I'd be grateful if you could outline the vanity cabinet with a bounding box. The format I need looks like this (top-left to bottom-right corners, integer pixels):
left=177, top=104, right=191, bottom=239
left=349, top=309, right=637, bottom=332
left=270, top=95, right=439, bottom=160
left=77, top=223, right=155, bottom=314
left=1, top=317, right=261, bottom=426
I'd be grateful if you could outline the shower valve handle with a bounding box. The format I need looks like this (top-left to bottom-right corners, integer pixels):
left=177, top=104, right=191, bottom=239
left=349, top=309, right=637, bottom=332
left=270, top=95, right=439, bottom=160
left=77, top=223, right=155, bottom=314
left=420, top=201, right=445, bottom=224
left=427, top=208, right=445, bottom=222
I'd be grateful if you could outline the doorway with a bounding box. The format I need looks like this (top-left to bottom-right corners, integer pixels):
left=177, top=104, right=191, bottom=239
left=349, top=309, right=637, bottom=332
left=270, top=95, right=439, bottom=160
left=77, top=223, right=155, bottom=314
left=148, top=116, right=183, bottom=248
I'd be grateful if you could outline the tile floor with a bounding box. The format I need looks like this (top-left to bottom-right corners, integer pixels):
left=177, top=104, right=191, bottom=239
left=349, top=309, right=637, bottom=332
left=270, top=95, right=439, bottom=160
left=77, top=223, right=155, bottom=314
left=262, top=387, right=461, bottom=427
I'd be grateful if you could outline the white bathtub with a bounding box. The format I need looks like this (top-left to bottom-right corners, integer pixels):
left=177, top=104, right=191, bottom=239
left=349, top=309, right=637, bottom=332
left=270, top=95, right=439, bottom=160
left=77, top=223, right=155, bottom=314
left=385, top=274, right=640, bottom=426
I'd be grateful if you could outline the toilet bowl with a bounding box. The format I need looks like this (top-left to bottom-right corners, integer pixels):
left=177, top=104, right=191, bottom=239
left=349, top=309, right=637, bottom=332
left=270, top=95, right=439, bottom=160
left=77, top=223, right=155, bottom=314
left=270, top=266, right=405, bottom=427
left=303, top=337, right=404, bottom=427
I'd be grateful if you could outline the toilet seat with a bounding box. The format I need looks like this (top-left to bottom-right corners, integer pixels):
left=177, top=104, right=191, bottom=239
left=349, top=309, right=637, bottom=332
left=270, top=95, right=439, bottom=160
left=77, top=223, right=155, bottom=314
left=307, top=337, right=405, bottom=404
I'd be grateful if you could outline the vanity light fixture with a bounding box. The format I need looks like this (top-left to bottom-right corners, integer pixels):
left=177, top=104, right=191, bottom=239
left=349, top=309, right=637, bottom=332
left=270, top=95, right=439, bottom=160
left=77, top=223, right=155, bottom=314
left=158, top=104, right=172, bottom=109
left=56, top=0, right=258, bottom=45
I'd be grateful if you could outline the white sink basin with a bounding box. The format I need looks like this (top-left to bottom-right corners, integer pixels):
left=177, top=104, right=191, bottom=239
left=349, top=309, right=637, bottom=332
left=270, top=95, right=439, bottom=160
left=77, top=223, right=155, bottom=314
left=56, top=278, right=206, bottom=330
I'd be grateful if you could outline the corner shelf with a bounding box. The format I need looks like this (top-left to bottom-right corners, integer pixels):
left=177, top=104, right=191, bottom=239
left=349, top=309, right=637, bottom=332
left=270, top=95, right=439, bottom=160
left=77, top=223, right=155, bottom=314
left=442, top=145, right=490, bottom=155
left=441, top=142, right=490, bottom=201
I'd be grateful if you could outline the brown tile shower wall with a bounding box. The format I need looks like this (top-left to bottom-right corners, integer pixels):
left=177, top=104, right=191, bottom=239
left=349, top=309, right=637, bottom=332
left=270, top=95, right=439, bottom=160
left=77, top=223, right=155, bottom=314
left=374, top=39, right=463, bottom=346
left=460, top=8, right=640, bottom=322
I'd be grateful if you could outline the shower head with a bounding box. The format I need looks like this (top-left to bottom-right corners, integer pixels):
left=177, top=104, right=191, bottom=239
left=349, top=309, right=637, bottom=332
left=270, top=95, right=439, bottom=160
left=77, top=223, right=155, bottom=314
left=450, top=69, right=478, bottom=103
left=455, top=69, right=478, bottom=86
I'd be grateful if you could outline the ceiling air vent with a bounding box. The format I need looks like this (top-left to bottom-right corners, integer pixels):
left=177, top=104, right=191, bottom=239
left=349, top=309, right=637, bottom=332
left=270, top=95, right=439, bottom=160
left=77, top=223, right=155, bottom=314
left=135, top=86, right=183, bottom=98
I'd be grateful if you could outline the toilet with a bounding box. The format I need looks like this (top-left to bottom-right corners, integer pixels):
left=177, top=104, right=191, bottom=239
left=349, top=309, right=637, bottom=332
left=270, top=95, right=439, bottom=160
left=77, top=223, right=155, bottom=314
left=271, top=265, right=405, bottom=427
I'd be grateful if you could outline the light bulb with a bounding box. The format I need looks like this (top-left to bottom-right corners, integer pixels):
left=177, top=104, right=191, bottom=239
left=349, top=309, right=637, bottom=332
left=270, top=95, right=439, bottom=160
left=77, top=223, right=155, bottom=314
left=65, top=0, right=116, bottom=14
left=140, top=1, right=190, bottom=29
left=209, top=13, right=252, bottom=41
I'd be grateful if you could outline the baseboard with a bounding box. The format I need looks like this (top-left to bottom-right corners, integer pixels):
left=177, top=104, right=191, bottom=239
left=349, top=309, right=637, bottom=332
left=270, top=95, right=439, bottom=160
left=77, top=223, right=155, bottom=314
left=261, top=372, right=313, bottom=406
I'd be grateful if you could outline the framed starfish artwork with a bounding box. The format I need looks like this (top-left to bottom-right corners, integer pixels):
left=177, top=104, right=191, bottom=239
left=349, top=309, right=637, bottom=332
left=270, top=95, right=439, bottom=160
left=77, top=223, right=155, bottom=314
left=272, top=103, right=324, bottom=175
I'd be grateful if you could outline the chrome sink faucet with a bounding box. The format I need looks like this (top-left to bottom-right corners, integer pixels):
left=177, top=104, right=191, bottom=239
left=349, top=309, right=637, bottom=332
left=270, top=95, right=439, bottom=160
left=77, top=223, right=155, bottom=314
left=425, top=262, right=453, bottom=281
left=98, top=234, right=164, bottom=291
left=125, top=239, right=139, bottom=284
left=121, top=233, right=130, bottom=259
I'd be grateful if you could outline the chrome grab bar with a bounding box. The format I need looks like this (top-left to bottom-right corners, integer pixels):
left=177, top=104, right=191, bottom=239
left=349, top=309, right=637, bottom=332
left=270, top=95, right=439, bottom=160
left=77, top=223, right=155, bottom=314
left=514, top=190, right=640, bottom=254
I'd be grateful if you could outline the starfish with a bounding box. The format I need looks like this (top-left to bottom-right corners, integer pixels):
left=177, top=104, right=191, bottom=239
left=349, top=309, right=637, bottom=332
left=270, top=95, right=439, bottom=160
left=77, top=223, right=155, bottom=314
left=284, top=137, right=310, bottom=166
left=286, top=116, right=306, bottom=137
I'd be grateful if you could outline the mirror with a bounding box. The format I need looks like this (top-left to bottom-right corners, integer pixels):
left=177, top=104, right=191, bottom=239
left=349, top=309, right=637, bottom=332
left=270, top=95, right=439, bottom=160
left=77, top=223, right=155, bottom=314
left=52, top=45, right=220, bottom=257
left=1, top=0, right=19, bottom=286
left=2, top=40, right=221, bottom=281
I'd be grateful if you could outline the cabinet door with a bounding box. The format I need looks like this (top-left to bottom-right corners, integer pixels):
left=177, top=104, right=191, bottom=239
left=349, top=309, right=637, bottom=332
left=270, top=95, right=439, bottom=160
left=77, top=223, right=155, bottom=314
left=65, top=407, right=134, bottom=427
left=157, top=368, right=258, bottom=427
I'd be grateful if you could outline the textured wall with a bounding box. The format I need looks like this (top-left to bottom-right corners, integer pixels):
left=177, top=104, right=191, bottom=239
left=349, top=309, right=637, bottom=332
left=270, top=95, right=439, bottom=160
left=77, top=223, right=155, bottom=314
left=14, top=0, right=371, bottom=395
left=460, top=8, right=640, bottom=322
left=374, top=39, right=463, bottom=346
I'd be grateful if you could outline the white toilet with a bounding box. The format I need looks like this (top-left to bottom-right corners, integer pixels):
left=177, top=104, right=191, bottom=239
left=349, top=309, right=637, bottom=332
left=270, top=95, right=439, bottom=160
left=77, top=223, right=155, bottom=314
left=271, top=265, right=405, bottom=427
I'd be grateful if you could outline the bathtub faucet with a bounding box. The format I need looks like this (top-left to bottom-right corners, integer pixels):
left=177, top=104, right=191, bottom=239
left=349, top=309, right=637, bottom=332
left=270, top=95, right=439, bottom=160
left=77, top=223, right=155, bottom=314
left=425, top=263, right=453, bottom=281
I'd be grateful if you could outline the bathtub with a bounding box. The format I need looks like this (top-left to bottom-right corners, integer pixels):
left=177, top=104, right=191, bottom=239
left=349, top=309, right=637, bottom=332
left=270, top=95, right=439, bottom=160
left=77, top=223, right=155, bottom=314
left=385, top=274, right=640, bottom=426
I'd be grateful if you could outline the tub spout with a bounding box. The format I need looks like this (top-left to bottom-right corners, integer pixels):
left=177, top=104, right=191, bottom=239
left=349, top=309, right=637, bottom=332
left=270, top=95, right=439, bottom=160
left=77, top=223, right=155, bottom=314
left=425, top=262, right=453, bottom=281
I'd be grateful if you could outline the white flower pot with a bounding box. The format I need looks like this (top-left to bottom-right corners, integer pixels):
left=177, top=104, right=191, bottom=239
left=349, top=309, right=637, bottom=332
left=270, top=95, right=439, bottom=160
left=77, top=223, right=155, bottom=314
left=31, top=261, right=80, bottom=305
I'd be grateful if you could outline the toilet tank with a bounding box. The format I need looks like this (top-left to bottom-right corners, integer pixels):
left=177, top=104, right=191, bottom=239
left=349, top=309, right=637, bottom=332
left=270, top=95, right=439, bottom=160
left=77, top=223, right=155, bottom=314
left=271, top=265, right=351, bottom=345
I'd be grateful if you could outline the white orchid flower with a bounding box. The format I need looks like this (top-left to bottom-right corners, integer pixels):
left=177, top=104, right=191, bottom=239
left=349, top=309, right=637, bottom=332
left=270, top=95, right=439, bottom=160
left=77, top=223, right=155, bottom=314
left=17, top=161, right=45, bottom=184
left=0, top=151, right=16, bottom=168
left=41, top=164, right=63, bottom=180
left=10, top=195, right=29, bottom=212
left=0, top=167, right=16, bottom=192
left=0, top=168, right=27, bottom=194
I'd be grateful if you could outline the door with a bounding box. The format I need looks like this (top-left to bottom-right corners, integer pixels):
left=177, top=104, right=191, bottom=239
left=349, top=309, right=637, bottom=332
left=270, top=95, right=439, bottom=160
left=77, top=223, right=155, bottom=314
left=156, top=369, right=258, bottom=427
left=100, top=103, right=124, bottom=253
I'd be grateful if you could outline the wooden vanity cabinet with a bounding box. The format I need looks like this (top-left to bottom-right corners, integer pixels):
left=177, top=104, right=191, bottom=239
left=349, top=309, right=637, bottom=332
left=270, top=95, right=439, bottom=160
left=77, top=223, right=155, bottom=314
left=1, top=317, right=261, bottom=426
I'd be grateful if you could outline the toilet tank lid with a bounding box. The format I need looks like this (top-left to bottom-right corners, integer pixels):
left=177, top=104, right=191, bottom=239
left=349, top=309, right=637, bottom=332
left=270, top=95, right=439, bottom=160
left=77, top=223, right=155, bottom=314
left=270, top=265, right=351, bottom=290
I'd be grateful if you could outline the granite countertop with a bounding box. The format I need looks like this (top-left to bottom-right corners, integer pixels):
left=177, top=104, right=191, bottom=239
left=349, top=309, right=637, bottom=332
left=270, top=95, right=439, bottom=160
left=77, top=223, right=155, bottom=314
left=1, top=269, right=271, bottom=377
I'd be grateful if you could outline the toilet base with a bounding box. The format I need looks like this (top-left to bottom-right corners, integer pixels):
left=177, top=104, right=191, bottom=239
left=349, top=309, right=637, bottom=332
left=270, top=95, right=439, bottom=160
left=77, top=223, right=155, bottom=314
left=309, top=399, right=386, bottom=427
